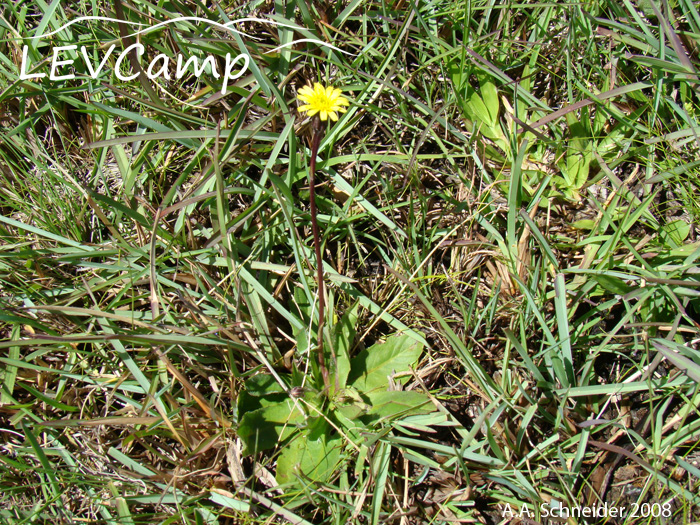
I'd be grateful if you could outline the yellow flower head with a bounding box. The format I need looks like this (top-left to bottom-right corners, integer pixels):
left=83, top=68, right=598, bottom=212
left=297, top=82, right=349, bottom=122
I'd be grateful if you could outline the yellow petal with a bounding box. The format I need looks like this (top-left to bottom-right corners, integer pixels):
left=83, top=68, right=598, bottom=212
left=295, top=82, right=351, bottom=121
left=298, top=85, right=314, bottom=96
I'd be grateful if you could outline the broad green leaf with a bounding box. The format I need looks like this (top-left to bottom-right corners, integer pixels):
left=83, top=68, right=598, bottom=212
left=448, top=60, right=467, bottom=89
left=463, top=86, right=503, bottom=141
left=336, top=402, right=368, bottom=425
left=561, top=113, right=592, bottom=198
left=334, top=385, right=371, bottom=422
left=333, top=407, right=364, bottom=442
left=242, top=374, right=286, bottom=397
left=347, top=335, right=423, bottom=394
left=275, top=421, right=342, bottom=486
left=238, top=398, right=305, bottom=454
left=293, top=286, right=312, bottom=322
left=662, top=219, right=690, bottom=246
left=448, top=61, right=504, bottom=143
left=464, top=89, right=491, bottom=125
left=479, top=77, right=501, bottom=127
left=333, top=302, right=359, bottom=389
left=363, top=390, right=432, bottom=423
left=237, top=389, right=285, bottom=417
left=670, top=240, right=700, bottom=257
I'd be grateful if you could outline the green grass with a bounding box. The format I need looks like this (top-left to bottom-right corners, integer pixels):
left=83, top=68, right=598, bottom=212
left=1, top=0, right=700, bottom=523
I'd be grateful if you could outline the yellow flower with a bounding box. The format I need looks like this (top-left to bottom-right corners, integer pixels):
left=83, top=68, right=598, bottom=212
left=297, top=82, right=349, bottom=122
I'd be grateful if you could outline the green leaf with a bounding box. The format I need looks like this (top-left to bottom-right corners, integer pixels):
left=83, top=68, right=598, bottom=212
left=363, top=390, right=432, bottom=423
left=560, top=113, right=592, bottom=198
left=336, top=402, right=366, bottom=422
left=593, top=274, right=632, bottom=295
left=293, top=278, right=313, bottom=320
left=652, top=339, right=700, bottom=383
left=670, top=240, right=700, bottom=257
left=237, top=389, right=286, bottom=418
left=209, top=492, right=251, bottom=512
left=275, top=421, right=342, bottom=486
left=237, top=398, right=305, bottom=454
left=347, top=335, right=423, bottom=394
left=242, top=374, right=286, bottom=397
left=571, top=219, right=595, bottom=230
left=334, top=385, right=371, bottom=422
left=448, top=62, right=504, bottom=143
left=662, top=219, right=690, bottom=246
left=333, top=302, right=359, bottom=389
left=479, top=77, right=501, bottom=127
left=333, top=407, right=364, bottom=443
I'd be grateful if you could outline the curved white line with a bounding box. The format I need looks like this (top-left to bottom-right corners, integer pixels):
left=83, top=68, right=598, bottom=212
left=124, top=17, right=251, bottom=38
left=268, top=39, right=357, bottom=56
left=31, top=15, right=354, bottom=56
left=34, top=15, right=303, bottom=40
left=125, top=16, right=302, bottom=36
left=36, top=16, right=146, bottom=38
left=222, top=17, right=300, bottom=30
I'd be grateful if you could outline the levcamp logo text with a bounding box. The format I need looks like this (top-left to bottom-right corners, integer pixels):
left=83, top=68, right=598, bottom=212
left=18, top=16, right=351, bottom=94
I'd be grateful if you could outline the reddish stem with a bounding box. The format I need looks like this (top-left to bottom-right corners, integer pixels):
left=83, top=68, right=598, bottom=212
left=308, top=118, right=329, bottom=390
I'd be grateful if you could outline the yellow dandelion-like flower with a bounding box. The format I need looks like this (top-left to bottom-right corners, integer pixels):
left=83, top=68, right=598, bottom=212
left=297, top=82, right=349, bottom=122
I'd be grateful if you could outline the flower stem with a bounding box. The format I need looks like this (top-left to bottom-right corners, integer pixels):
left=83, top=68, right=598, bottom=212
left=308, top=118, right=329, bottom=390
